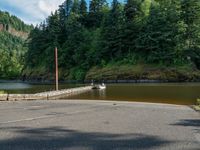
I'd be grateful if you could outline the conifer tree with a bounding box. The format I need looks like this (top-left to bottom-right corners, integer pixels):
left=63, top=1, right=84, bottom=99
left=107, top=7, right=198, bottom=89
left=79, top=0, right=87, bottom=25
left=181, top=0, right=200, bottom=68
left=80, top=0, right=87, bottom=16
left=101, top=0, right=123, bottom=61
left=88, top=0, right=107, bottom=27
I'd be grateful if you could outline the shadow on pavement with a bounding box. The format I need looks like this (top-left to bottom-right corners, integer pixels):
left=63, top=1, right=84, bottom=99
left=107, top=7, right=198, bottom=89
left=171, top=119, right=200, bottom=127
left=0, top=126, right=172, bottom=150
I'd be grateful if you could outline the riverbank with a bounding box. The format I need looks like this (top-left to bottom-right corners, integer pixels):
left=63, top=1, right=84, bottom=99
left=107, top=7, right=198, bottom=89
left=86, top=64, right=200, bottom=82
left=21, top=64, right=200, bottom=82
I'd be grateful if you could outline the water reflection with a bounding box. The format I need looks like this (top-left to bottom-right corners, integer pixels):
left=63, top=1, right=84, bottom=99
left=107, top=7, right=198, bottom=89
left=0, top=83, right=31, bottom=90
left=65, top=83, right=200, bottom=105
left=0, top=82, right=83, bottom=94
left=99, top=89, right=106, bottom=99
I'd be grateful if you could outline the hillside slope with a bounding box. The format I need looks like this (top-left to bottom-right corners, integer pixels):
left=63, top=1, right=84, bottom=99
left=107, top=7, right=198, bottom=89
left=0, top=11, right=32, bottom=79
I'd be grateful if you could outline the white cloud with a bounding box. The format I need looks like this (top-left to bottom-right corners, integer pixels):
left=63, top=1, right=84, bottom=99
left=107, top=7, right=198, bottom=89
left=38, top=0, right=62, bottom=15
left=0, top=0, right=65, bottom=25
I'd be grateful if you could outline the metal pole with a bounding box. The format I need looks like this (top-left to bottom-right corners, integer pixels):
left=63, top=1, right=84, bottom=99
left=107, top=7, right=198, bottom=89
left=55, top=47, right=59, bottom=91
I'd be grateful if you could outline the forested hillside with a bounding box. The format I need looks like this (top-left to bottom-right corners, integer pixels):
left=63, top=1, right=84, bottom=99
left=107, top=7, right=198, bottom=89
left=0, top=11, right=32, bottom=79
left=23, top=0, right=200, bottom=81
left=0, top=11, right=32, bottom=32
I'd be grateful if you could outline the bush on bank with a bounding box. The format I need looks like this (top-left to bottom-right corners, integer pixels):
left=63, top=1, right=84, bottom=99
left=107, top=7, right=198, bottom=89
left=194, top=99, right=200, bottom=111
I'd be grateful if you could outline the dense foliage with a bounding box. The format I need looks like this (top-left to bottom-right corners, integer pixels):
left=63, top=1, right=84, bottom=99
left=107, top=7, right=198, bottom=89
left=0, top=32, right=28, bottom=79
left=0, top=11, right=32, bottom=79
left=25, top=0, right=200, bottom=80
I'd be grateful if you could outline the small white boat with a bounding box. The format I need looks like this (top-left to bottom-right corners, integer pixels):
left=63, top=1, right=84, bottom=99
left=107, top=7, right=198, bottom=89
left=92, top=83, right=106, bottom=90
left=99, top=83, right=106, bottom=89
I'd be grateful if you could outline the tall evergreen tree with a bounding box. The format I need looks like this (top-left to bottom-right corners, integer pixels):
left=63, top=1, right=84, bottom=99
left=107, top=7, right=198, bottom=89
left=121, top=0, right=144, bottom=56
left=65, top=0, right=73, bottom=17
left=124, top=0, right=142, bottom=22
left=181, top=0, right=200, bottom=68
left=71, top=0, right=80, bottom=14
left=79, top=0, right=87, bottom=25
left=80, top=0, right=87, bottom=16
left=101, top=0, right=123, bottom=61
left=88, top=0, right=107, bottom=27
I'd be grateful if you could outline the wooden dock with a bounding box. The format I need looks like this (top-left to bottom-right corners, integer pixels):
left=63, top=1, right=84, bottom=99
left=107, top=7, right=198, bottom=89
left=0, top=86, right=92, bottom=101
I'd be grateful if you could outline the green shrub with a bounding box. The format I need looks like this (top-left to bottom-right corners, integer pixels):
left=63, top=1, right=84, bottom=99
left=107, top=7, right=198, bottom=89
left=0, top=91, right=5, bottom=94
left=69, top=67, right=86, bottom=81
left=197, top=99, right=200, bottom=106
left=193, top=99, right=200, bottom=111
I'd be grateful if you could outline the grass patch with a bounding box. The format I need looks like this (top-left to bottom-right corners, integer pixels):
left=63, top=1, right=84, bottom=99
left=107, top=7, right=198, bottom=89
left=86, top=63, right=200, bottom=81
left=0, top=91, right=6, bottom=94
left=22, top=65, right=53, bottom=80
left=193, top=99, right=200, bottom=111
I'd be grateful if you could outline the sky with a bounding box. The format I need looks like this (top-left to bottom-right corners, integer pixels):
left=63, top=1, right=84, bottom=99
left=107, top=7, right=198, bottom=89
left=0, top=0, right=121, bottom=26
left=0, top=0, right=67, bottom=25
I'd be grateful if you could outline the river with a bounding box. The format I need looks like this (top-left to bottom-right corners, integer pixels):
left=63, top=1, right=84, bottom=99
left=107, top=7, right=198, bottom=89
left=0, top=82, right=200, bottom=105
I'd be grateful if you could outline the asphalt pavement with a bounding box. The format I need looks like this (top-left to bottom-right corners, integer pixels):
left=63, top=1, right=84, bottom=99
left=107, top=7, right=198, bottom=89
left=0, top=100, right=199, bottom=150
